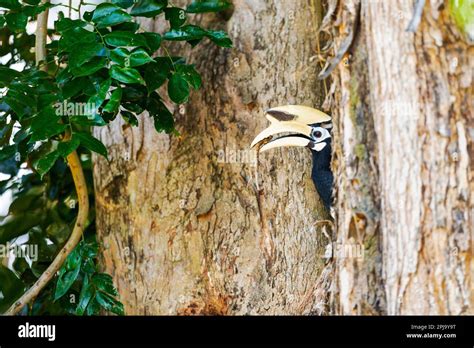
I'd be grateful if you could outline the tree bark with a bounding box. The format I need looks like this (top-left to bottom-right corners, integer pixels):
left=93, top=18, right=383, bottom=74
left=329, top=0, right=473, bottom=315
left=93, top=0, right=332, bottom=315
left=93, top=0, right=473, bottom=316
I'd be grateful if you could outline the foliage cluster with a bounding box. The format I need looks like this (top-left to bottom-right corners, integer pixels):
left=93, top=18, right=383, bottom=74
left=0, top=0, right=231, bottom=314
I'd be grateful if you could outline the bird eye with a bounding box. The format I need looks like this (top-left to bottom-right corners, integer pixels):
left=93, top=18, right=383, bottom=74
left=313, top=130, right=322, bottom=138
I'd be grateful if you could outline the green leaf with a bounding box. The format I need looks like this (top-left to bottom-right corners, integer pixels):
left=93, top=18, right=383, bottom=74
left=104, top=31, right=147, bottom=47
left=0, top=67, right=21, bottom=87
left=0, top=265, right=25, bottom=314
left=92, top=273, right=118, bottom=296
left=82, top=259, right=96, bottom=274
left=4, top=86, right=35, bottom=119
left=130, top=0, right=167, bottom=17
left=110, top=48, right=153, bottom=67
left=56, top=67, right=72, bottom=85
left=70, top=57, right=107, bottom=77
left=46, top=221, right=71, bottom=245
left=129, top=48, right=154, bottom=67
left=70, top=114, right=106, bottom=126
left=54, top=263, right=81, bottom=300
left=110, top=47, right=129, bottom=66
left=0, top=122, right=13, bottom=147
left=79, top=240, right=99, bottom=259
left=147, top=93, right=174, bottom=133
left=206, top=29, right=232, bottom=48
left=12, top=128, right=28, bottom=144
left=95, top=291, right=124, bottom=315
left=5, top=11, right=28, bottom=32
left=122, top=102, right=143, bottom=113
left=76, top=275, right=94, bottom=316
left=29, top=107, right=68, bottom=142
left=163, top=24, right=207, bottom=41
left=164, top=7, right=187, bottom=28
left=168, top=72, right=190, bottom=104
left=83, top=10, right=93, bottom=21
left=103, top=87, right=122, bottom=113
left=144, top=59, right=171, bottom=92
left=153, top=112, right=174, bottom=134
left=0, top=212, right=43, bottom=245
left=34, top=150, right=60, bottom=177
left=23, top=0, right=41, bottom=5
left=86, top=298, right=101, bottom=315
left=121, top=110, right=138, bottom=126
left=0, top=145, right=16, bottom=162
left=59, top=27, right=97, bottom=52
left=112, top=21, right=140, bottom=32
left=60, top=77, right=92, bottom=99
left=8, top=186, right=43, bottom=214
left=185, top=38, right=203, bottom=47
left=68, top=42, right=105, bottom=68
left=22, top=3, right=51, bottom=16
left=122, top=85, right=147, bottom=102
left=57, top=138, right=80, bottom=157
left=66, top=247, right=82, bottom=271
left=186, top=0, right=231, bottom=13
left=81, top=80, right=110, bottom=125
left=0, top=0, right=21, bottom=10
left=110, top=65, right=144, bottom=84
left=55, top=17, right=86, bottom=32
left=163, top=25, right=232, bottom=48
left=91, top=3, right=132, bottom=29
left=139, top=32, right=161, bottom=52
left=73, top=132, right=108, bottom=158
left=111, top=0, right=134, bottom=9
left=176, top=64, right=202, bottom=89
left=88, top=78, right=111, bottom=112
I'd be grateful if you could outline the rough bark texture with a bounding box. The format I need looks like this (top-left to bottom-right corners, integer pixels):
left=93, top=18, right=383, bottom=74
left=329, top=0, right=473, bottom=315
left=93, top=0, right=332, bottom=315
left=94, top=0, right=473, bottom=316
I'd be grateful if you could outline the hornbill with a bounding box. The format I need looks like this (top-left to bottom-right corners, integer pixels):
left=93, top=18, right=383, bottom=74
left=250, top=105, right=333, bottom=210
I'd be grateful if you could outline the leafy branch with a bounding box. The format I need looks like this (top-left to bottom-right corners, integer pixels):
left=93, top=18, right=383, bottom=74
left=5, top=0, right=91, bottom=315
left=0, top=0, right=232, bottom=315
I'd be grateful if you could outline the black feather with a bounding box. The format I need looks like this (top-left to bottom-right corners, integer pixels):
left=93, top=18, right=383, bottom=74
left=311, top=139, right=333, bottom=210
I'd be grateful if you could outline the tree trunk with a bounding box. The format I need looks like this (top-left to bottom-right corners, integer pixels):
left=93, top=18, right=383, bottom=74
left=329, top=0, right=473, bottom=315
left=93, top=0, right=332, bottom=315
left=93, top=0, right=473, bottom=316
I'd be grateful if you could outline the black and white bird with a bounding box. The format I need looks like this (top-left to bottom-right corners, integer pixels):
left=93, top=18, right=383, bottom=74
left=250, top=105, right=333, bottom=210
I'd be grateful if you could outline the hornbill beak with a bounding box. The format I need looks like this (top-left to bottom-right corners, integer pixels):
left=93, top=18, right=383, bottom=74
left=250, top=105, right=332, bottom=152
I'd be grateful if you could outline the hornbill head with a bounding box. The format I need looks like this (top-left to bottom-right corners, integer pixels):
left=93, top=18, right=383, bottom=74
left=250, top=105, right=333, bottom=210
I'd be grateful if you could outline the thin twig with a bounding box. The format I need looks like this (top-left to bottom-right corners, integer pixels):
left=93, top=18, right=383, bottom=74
left=406, top=0, right=426, bottom=33
left=5, top=151, right=89, bottom=315
left=4, top=0, right=90, bottom=315
left=318, top=0, right=360, bottom=80
left=34, top=0, right=49, bottom=68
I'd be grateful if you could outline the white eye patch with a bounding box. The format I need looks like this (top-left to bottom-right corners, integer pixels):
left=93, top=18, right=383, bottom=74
left=311, top=127, right=331, bottom=143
